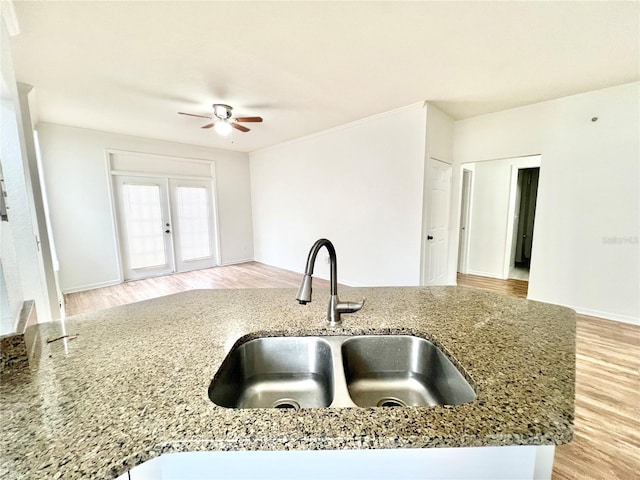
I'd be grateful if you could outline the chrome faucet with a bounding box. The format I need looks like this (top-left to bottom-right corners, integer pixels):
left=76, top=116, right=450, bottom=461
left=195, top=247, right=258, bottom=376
left=296, top=238, right=365, bottom=325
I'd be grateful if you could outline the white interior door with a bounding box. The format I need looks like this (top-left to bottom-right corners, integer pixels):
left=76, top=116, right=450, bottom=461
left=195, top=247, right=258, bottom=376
left=423, top=158, right=452, bottom=285
left=169, top=179, right=216, bottom=272
left=114, top=176, right=174, bottom=281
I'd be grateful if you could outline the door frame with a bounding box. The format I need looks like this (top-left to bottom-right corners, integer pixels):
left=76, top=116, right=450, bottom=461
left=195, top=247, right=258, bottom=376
left=457, top=168, right=473, bottom=274
left=502, top=158, right=541, bottom=279
left=105, top=150, right=221, bottom=283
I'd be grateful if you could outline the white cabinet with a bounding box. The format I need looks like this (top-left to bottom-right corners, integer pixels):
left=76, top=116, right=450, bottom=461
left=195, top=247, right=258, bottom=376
left=116, top=456, right=162, bottom=480
left=119, top=446, right=555, bottom=480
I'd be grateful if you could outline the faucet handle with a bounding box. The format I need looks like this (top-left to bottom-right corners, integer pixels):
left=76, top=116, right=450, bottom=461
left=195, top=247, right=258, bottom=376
left=336, top=298, right=365, bottom=314
left=328, top=296, right=365, bottom=325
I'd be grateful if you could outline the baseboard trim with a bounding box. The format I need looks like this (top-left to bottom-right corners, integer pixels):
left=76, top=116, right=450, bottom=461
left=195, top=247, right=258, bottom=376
left=526, top=293, right=639, bottom=325
left=254, top=261, right=363, bottom=288
left=570, top=306, right=639, bottom=326
left=220, top=258, right=254, bottom=266
left=62, top=279, right=121, bottom=295
left=62, top=261, right=259, bottom=293
left=466, top=270, right=506, bottom=280
left=310, top=272, right=361, bottom=288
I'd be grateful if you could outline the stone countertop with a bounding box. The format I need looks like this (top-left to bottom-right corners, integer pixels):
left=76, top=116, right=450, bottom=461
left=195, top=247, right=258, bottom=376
left=0, top=287, right=575, bottom=479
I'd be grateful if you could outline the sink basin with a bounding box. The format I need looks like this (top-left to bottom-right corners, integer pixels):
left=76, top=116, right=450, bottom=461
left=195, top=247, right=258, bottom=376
left=208, top=336, right=334, bottom=409
left=341, top=335, right=476, bottom=407
left=209, top=335, right=475, bottom=409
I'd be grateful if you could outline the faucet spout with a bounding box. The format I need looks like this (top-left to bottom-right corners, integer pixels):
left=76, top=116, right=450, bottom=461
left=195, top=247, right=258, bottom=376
left=296, top=274, right=313, bottom=304
left=296, top=238, right=364, bottom=325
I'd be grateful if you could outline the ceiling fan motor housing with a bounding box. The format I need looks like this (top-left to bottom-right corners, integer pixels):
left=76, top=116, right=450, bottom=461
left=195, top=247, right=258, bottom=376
left=213, top=104, right=233, bottom=120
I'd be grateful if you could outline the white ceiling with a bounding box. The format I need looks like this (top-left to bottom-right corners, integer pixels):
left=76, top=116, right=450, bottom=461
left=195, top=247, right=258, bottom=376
left=8, top=1, right=639, bottom=153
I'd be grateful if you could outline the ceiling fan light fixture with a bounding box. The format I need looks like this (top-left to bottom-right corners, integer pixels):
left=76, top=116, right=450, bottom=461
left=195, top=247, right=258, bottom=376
left=214, top=120, right=233, bottom=136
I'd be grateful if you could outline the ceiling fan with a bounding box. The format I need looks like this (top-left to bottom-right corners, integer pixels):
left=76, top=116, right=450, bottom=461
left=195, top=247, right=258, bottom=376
left=178, top=104, right=263, bottom=135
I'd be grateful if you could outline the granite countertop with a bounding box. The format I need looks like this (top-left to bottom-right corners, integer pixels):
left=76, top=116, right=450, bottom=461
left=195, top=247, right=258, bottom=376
left=0, top=287, right=575, bottom=479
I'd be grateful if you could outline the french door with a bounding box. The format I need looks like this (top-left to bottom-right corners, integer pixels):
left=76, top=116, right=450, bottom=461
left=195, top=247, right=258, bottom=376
left=114, top=175, right=216, bottom=281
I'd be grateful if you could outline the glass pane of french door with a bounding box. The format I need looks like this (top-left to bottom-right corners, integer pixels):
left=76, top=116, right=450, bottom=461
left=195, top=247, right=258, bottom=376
left=175, top=185, right=211, bottom=261
left=169, top=179, right=216, bottom=272
left=114, top=176, right=174, bottom=280
left=122, top=183, right=167, bottom=268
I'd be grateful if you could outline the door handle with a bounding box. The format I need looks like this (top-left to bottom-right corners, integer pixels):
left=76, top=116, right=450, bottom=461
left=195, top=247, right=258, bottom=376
left=427, top=235, right=434, bottom=240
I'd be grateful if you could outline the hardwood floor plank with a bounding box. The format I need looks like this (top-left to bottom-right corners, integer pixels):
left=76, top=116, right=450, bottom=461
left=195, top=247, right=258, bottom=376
left=64, top=266, right=640, bottom=479
left=64, top=262, right=325, bottom=317
left=457, top=272, right=528, bottom=298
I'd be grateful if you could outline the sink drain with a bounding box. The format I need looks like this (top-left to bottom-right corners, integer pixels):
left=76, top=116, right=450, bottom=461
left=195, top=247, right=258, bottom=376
left=272, top=399, right=301, bottom=410
left=377, top=397, right=407, bottom=408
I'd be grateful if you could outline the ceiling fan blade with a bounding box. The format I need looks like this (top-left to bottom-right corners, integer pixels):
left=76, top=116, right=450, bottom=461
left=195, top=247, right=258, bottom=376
left=231, top=123, right=250, bottom=132
left=234, top=116, right=263, bottom=123
left=201, top=123, right=215, bottom=129
left=179, top=112, right=212, bottom=119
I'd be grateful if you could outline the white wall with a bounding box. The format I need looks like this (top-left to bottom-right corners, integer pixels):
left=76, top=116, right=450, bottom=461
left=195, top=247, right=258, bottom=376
left=1, top=16, right=52, bottom=331
left=423, top=104, right=455, bottom=284
left=453, top=82, right=639, bottom=324
left=1, top=18, right=24, bottom=334
left=425, top=104, right=454, bottom=163
left=18, top=84, right=61, bottom=321
left=465, top=156, right=540, bottom=279
left=250, top=105, right=427, bottom=286
left=37, top=124, right=253, bottom=293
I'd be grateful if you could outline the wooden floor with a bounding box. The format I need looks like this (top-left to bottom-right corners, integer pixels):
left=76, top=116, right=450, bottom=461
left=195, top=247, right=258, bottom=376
left=552, top=315, right=639, bottom=479
left=65, top=265, right=640, bottom=479
left=64, top=262, right=329, bottom=317
left=457, top=273, right=640, bottom=480
left=457, top=272, right=528, bottom=298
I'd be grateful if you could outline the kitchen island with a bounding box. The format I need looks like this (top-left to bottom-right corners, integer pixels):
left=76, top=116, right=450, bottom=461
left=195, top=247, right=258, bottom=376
left=0, top=286, right=575, bottom=479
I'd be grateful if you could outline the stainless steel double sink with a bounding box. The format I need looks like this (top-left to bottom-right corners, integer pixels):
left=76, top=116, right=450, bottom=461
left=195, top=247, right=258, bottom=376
left=208, top=335, right=476, bottom=410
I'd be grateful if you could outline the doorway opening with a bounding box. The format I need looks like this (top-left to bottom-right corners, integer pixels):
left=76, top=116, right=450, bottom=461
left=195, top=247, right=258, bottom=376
left=509, top=167, right=540, bottom=281
left=108, top=150, right=220, bottom=283
left=456, top=155, right=541, bottom=284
